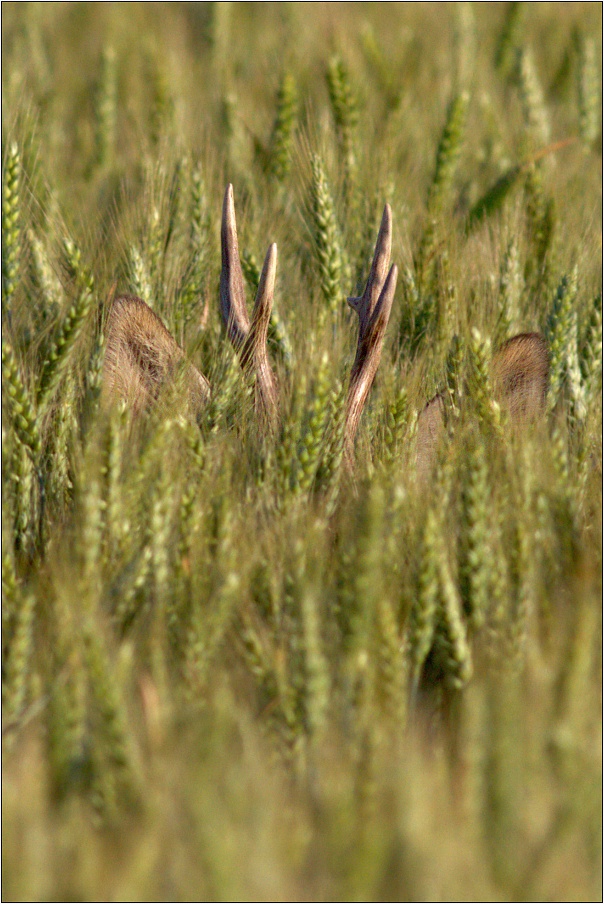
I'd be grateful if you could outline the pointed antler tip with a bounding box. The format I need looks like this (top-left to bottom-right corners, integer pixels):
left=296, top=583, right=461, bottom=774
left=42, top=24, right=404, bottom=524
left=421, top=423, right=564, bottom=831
left=260, top=242, right=278, bottom=288
left=223, top=183, right=235, bottom=218
left=222, top=184, right=240, bottom=246
left=381, top=202, right=393, bottom=230
left=380, top=263, right=398, bottom=306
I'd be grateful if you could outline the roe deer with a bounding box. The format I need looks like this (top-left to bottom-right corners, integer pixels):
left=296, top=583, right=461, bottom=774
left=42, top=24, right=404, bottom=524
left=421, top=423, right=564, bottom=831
left=102, top=184, right=548, bottom=470
left=102, top=183, right=398, bottom=456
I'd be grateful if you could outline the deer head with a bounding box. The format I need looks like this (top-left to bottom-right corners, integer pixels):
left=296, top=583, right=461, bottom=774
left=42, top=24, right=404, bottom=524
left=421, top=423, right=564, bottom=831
left=102, top=184, right=398, bottom=457
left=102, top=185, right=548, bottom=476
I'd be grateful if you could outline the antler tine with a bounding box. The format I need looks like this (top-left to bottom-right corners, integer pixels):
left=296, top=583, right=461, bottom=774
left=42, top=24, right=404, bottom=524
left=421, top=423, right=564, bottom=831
left=345, top=264, right=398, bottom=459
left=220, top=184, right=280, bottom=429
left=242, top=242, right=280, bottom=429
left=220, top=183, right=249, bottom=348
left=347, top=202, right=393, bottom=330
left=344, top=202, right=397, bottom=461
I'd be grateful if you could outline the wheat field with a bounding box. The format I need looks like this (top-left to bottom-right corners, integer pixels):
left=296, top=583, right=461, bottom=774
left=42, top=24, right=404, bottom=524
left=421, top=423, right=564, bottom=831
left=2, top=3, right=602, bottom=901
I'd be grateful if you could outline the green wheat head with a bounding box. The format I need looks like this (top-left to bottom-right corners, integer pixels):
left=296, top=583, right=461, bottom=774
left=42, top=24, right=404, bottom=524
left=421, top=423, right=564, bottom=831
left=496, top=238, right=523, bottom=341
left=433, top=546, right=473, bottom=690
left=2, top=589, right=36, bottom=725
left=2, top=337, right=41, bottom=462
left=28, top=228, right=62, bottom=323
left=580, top=293, right=602, bottom=402
left=128, top=245, right=154, bottom=307
left=318, top=377, right=347, bottom=516
left=94, top=45, right=117, bottom=169
left=417, top=91, right=469, bottom=281
left=516, top=45, right=551, bottom=152
left=467, top=327, right=502, bottom=436
left=495, top=2, right=526, bottom=76
left=577, top=35, right=601, bottom=151
left=326, top=55, right=359, bottom=202
left=407, top=506, right=441, bottom=693
left=178, top=162, right=212, bottom=334
left=37, top=244, right=95, bottom=414
left=291, top=351, right=332, bottom=498
left=545, top=267, right=580, bottom=413
left=374, top=593, right=407, bottom=723
left=2, top=142, right=22, bottom=319
left=310, top=153, right=345, bottom=318
left=458, top=431, right=492, bottom=631
left=2, top=552, right=19, bottom=640
left=146, top=44, right=174, bottom=146
left=46, top=637, right=89, bottom=799
left=444, top=333, right=465, bottom=425
left=267, top=72, right=298, bottom=182
left=383, top=385, right=410, bottom=467
left=427, top=91, right=470, bottom=217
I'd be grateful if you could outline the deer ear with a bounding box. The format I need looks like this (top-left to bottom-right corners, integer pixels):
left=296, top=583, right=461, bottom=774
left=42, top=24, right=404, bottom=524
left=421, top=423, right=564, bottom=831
left=415, top=332, right=549, bottom=478
left=102, top=295, right=210, bottom=416
left=492, top=332, right=549, bottom=421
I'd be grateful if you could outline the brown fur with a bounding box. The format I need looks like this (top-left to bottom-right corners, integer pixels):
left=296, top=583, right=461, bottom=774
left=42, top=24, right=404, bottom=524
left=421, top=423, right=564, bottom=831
left=416, top=332, right=549, bottom=475
left=102, top=294, right=210, bottom=419
left=491, top=332, right=549, bottom=421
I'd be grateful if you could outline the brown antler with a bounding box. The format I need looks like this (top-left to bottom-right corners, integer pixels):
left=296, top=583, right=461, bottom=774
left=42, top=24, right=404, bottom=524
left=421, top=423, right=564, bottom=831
left=220, top=183, right=249, bottom=348
left=219, top=183, right=279, bottom=430
left=344, top=203, right=398, bottom=461
left=104, top=188, right=397, bottom=447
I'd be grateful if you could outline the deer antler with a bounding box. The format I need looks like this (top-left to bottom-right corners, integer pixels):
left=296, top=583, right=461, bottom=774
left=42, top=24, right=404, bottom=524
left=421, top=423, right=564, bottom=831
left=220, top=183, right=279, bottom=430
left=220, top=183, right=249, bottom=348
left=104, top=188, right=395, bottom=448
left=344, top=203, right=398, bottom=460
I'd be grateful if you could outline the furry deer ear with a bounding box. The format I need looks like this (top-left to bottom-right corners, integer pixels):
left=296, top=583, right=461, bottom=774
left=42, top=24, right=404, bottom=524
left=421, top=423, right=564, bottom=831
left=415, top=331, right=550, bottom=477
left=102, top=294, right=210, bottom=417
left=492, top=332, right=549, bottom=422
